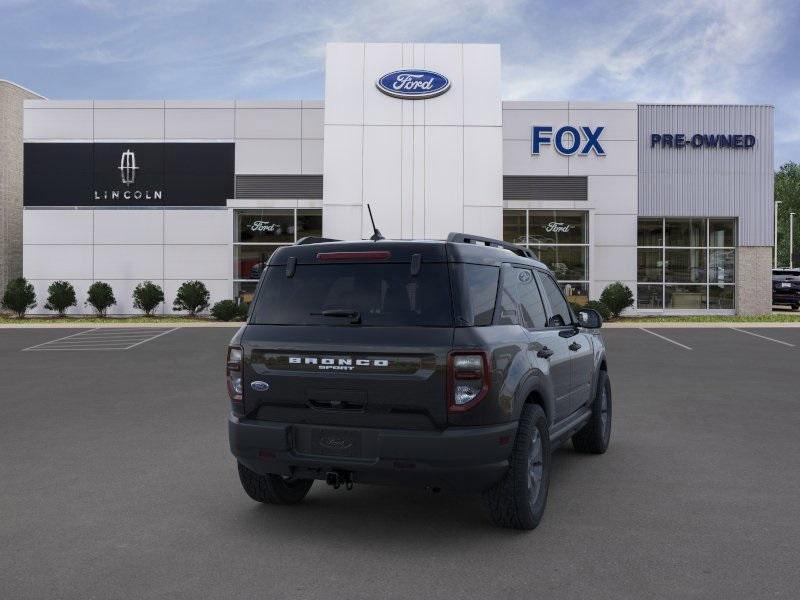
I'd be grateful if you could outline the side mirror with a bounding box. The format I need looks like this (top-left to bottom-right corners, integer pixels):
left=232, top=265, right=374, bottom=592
left=576, top=308, right=602, bottom=329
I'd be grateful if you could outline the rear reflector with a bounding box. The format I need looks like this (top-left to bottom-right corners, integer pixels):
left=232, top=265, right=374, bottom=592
left=316, top=251, right=391, bottom=261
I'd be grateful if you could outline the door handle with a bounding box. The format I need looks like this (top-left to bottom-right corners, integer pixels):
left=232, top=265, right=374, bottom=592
left=568, top=342, right=582, bottom=352
left=537, top=346, right=554, bottom=359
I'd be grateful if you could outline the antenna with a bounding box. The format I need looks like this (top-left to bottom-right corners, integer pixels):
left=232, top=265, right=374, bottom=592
left=366, top=204, right=385, bottom=241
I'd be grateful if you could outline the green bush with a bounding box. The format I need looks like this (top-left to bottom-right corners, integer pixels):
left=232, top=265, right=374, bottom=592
left=210, top=299, right=238, bottom=321
left=173, top=280, right=210, bottom=316
left=132, top=281, right=165, bottom=316
left=44, top=280, right=77, bottom=317
left=599, top=282, right=634, bottom=318
left=1, top=277, right=37, bottom=318
left=586, top=300, right=612, bottom=321
left=86, top=282, right=116, bottom=317
left=236, top=301, right=250, bottom=321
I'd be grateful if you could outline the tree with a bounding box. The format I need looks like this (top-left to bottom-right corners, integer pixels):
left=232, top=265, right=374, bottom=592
left=1, top=277, right=36, bottom=318
left=86, top=282, right=116, bottom=317
left=173, top=281, right=210, bottom=316
left=132, top=281, right=165, bottom=316
left=44, top=281, right=77, bottom=317
left=775, top=162, right=800, bottom=267
left=600, top=282, right=634, bottom=318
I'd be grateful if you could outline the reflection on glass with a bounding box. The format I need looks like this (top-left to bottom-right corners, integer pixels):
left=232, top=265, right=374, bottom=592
left=709, top=249, right=735, bottom=283
left=296, top=210, right=323, bottom=239
left=665, top=285, right=707, bottom=309
left=235, top=245, right=284, bottom=280
left=665, top=219, right=706, bottom=247
left=637, top=248, right=662, bottom=282
left=637, top=285, right=663, bottom=309
left=560, top=282, right=588, bottom=306
left=235, top=282, right=257, bottom=304
left=536, top=246, right=587, bottom=280
left=709, top=219, right=736, bottom=247
left=529, top=211, right=587, bottom=244
left=637, top=219, right=663, bottom=246
left=503, top=210, right=527, bottom=245
left=665, top=249, right=706, bottom=283
left=709, top=285, right=735, bottom=309
left=237, top=211, right=295, bottom=243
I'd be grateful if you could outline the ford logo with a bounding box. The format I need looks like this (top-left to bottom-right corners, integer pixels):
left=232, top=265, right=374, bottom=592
left=250, top=381, right=270, bottom=392
left=319, top=436, right=353, bottom=450
left=376, top=69, right=450, bottom=99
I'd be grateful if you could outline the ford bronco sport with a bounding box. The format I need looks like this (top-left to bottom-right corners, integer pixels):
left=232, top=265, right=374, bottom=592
left=227, top=233, right=611, bottom=530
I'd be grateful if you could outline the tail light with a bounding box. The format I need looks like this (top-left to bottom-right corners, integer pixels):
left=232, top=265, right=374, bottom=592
left=447, top=351, right=490, bottom=412
left=226, top=345, right=243, bottom=409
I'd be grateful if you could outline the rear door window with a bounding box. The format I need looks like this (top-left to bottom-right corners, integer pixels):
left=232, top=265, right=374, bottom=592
left=497, top=266, right=547, bottom=328
left=537, top=272, right=573, bottom=327
left=251, top=263, right=453, bottom=327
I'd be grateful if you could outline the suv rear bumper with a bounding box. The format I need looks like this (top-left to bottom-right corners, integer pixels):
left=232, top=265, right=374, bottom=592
left=229, top=414, right=517, bottom=492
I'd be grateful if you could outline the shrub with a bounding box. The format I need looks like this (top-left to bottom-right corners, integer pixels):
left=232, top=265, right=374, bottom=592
left=1, top=277, right=37, bottom=318
left=173, top=280, right=210, bottom=316
left=86, top=282, right=116, bottom=317
left=586, top=299, right=612, bottom=321
left=236, top=301, right=250, bottom=321
left=133, top=281, right=165, bottom=316
left=599, top=282, right=634, bottom=318
left=210, top=299, right=238, bottom=321
left=44, top=281, right=77, bottom=317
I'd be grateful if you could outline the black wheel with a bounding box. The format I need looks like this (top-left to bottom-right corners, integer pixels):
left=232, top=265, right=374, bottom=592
left=792, top=304, right=799, bottom=311
left=237, top=462, right=313, bottom=505
left=572, top=370, right=612, bottom=454
left=482, top=404, right=551, bottom=530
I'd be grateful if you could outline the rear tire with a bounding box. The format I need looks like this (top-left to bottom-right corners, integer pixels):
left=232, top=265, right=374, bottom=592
left=482, top=404, right=551, bottom=530
left=792, top=304, right=799, bottom=311
left=237, top=462, right=313, bottom=505
left=572, top=370, right=612, bottom=454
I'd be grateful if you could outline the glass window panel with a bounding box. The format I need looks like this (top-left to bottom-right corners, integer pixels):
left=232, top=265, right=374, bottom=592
left=296, top=210, right=322, bottom=239
left=235, top=245, right=285, bottom=280
left=637, top=284, right=663, bottom=309
left=709, top=249, right=735, bottom=284
left=235, top=282, right=257, bottom=305
left=709, top=285, right=735, bottom=309
left=637, top=219, right=663, bottom=246
left=665, top=219, right=707, bottom=247
left=237, top=210, right=295, bottom=243
left=561, top=282, right=589, bottom=307
left=709, top=219, right=736, bottom=247
left=665, top=249, right=707, bottom=283
left=503, top=210, right=527, bottom=245
left=637, top=248, right=663, bottom=282
left=665, top=285, right=707, bottom=309
left=538, top=273, right=573, bottom=327
left=529, top=210, right=587, bottom=244
left=536, top=245, right=587, bottom=281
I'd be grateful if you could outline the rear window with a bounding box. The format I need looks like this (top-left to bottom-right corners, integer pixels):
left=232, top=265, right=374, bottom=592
left=774, top=270, right=800, bottom=278
left=251, top=263, right=453, bottom=327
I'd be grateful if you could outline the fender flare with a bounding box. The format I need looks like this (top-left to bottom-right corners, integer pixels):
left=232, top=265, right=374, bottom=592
left=512, top=370, right=556, bottom=427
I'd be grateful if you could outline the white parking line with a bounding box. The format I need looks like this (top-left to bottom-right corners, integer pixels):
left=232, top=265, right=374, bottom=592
left=124, top=328, right=179, bottom=349
left=22, top=327, right=178, bottom=351
left=21, top=329, right=99, bottom=351
left=639, top=328, right=693, bottom=350
left=730, top=328, right=796, bottom=347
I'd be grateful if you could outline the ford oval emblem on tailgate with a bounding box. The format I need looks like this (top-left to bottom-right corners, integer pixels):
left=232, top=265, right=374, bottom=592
left=319, top=436, right=353, bottom=451
left=250, top=381, right=270, bottom=392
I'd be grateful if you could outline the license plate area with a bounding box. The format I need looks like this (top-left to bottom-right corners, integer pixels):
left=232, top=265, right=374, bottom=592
left=781, top=282, right=792, bottom=288
left=293, top=426, right=368, bottom=459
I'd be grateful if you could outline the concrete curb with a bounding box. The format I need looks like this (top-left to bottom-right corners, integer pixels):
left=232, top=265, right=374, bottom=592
left=604, top=321, right=800, bottom=328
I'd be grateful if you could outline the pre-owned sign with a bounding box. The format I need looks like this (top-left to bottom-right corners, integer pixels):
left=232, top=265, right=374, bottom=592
left=650, top=133, right=756, bottom=149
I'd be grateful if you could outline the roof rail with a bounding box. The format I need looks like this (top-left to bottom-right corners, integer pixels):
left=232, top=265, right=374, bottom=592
left=446, top=232, right=538, bottom=260
left=295, top=236, right=340, bottom=245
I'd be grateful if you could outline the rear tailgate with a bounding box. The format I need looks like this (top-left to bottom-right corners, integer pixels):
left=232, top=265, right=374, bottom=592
left=242, top=325, right=453, bottom=429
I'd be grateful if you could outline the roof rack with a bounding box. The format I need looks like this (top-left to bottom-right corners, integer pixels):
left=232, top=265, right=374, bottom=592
left=295, top=236, right=341, bottom=245
left=446, top=232, right=538, bottom=260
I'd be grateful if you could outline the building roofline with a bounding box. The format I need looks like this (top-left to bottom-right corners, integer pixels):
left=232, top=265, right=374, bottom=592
left=0, top=79, right=46, bottom=99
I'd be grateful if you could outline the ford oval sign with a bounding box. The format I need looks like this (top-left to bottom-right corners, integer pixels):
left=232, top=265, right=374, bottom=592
left=376, top=70, right=450, bottom=99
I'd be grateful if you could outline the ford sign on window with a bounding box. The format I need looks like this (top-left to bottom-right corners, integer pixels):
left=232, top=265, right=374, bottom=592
left=376, top=70, right=450, bottom=99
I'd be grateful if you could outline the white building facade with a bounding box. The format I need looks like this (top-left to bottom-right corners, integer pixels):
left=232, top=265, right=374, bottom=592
left=20, top=43, right=774, bottom=315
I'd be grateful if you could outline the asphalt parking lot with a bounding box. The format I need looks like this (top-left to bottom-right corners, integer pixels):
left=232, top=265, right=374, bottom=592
left=1, top=326, right=799, bottom=599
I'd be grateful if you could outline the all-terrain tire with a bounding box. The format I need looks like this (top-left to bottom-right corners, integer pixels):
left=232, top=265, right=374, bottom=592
left=237, top=462, right=314, bottom=504
left=572, top=369, right=612, bottom=454
left=482, top=404, right=550, bottom=530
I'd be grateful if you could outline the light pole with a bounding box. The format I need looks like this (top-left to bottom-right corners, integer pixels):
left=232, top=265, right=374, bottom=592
left=774, top=200, right=782, bottom=267
left=791, top=212, right=796, bottom=269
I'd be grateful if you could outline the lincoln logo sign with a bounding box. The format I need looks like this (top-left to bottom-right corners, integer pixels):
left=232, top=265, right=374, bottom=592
left=376, top=70, right=450, bottom=99
left=118, top=149, right=138, bottom=185
left=532, top=125, right=605, bottom=156
left=94, top=148, right=163, bottom=202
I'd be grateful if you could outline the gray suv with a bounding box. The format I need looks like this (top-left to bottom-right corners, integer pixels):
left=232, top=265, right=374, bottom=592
left=227, top=233, right=611, bottom=530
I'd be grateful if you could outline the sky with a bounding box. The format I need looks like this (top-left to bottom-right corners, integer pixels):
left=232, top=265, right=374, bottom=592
left=1, top=0, right=799, bottom=166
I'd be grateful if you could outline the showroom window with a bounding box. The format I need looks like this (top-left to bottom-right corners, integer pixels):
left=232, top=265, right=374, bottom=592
left=234, top=209, right=322, bottom=303
left=637, top=218, right=736, bottom=310
left=504, top=209, right=590, bottom=306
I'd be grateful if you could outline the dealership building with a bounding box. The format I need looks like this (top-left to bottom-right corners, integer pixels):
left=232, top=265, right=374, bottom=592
left=3, top=42, right=775, bottom=315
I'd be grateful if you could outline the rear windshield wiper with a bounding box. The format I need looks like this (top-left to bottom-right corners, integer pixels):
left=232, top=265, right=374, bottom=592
left=311, top=309, right=362, bottom=324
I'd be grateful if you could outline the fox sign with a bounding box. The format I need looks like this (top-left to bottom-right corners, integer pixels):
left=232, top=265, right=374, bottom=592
left=532, top=125, right=605, bottom=156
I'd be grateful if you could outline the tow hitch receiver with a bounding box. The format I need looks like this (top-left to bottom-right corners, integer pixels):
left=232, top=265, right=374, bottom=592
left=326, top=470, right=354, bottom=490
